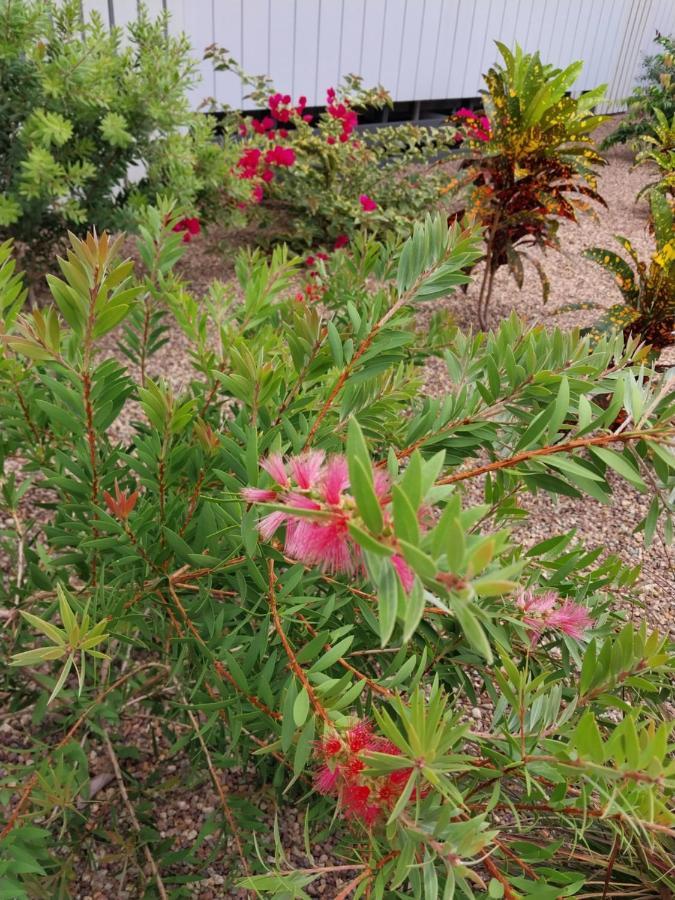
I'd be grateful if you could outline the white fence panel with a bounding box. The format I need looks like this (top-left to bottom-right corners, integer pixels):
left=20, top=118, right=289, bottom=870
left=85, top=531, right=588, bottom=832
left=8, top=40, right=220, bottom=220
left=80, top=0, right=675, bottom=111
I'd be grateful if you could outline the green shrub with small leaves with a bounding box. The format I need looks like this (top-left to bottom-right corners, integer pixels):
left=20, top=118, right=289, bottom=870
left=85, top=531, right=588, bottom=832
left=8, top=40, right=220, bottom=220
left=0, top=208, right=673, bottom=897
left=634, top=107, right=675, bottom=205
left=602, top=33, right=675, bottom=150
left=0, top=0, right=235, bottom=276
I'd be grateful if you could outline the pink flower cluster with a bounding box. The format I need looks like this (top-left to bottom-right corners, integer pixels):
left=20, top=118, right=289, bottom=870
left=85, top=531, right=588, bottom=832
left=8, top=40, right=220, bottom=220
left=517, top=590, right=592, bottom=645
left=242, top=451, right=414, bottom=590
left=314, top=721, right=416, bottom=827
left=454, top=107, right=491, bottom=142
left=359, top=194, right=377, bottom=212
left=236, top=144, right=296, bottom=203
left=326, top=87, right=358, bottom=144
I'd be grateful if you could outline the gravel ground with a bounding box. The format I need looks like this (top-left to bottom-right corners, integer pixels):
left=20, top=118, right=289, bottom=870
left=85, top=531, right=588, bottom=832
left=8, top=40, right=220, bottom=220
left=2, top=118, right=674, bottom=898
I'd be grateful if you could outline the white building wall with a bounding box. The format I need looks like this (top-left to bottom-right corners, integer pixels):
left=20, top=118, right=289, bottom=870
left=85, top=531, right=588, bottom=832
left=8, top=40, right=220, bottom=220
left=82, top=0, right=675, bottom=112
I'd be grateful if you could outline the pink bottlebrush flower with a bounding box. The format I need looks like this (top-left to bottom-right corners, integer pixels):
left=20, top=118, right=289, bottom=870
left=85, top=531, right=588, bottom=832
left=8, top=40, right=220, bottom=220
left=391, top=554, right=415, bottom=593
left=321, top=455, right=350, bottom=505
left=333, top=234, right=349, bottom=250
left=372, top=468, right=390, bottom=499
left=288, top=450, right=325, bottom=489
left=288, top=517, right=354, bottom=574
left=359, top=195, right=377, bottom=212
left=172, top=217, right=200, bottom=243
left=516, top=590, right=592, bottom=644
left=260, top=453, right=289, bottom=486
left=548, top=601, right=592, bottom=640
left=241, top=487, right=278, bottom=503
left=315, top=764, right=340, bottom=794
left=258, top=510, right=289, bottom=541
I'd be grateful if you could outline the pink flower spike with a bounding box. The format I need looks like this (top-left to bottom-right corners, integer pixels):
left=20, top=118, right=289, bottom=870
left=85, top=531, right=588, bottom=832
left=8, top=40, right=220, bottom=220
left=516, top=590, right=557, bottom=615
left=241, top=487, right=278, bottom=503
left=288, top=451, right=325, bottom=489
left=258, top=510, right=288, bottom=541
left=391, top=554, right=415, bottom=593
left=321, top=455, right=349, bottom=505
left=548, top=602, right=592, bottom=640
left=260, top=453, right=289, bottom=487
left=315, top=764, right=340, bottom=794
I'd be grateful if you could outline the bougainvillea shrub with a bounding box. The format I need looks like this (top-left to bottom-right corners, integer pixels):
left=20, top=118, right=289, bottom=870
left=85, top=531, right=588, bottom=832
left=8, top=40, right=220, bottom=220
left=447, top=43, right=609, bottom=328
left=0, top=210, right=674, bottom=897
left=208, top=48, right=459, bottom=249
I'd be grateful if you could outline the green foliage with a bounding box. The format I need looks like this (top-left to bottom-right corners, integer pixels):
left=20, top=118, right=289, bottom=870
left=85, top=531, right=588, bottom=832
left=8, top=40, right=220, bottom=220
left=582, top=192, right=675, bottom=350
left=0, top=0, right=234, bottom=272
left=448, top=43, right=608, bottom=328
left=602, top=33, right=675, bottom=149
left=634, top=107, right=675, bottom=204
left=0, top=210, right=673, bottom=896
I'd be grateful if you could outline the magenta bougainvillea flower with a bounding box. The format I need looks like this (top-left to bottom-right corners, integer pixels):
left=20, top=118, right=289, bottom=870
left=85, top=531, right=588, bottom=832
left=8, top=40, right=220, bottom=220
left=516, top=590, right=592, bottom=644
left=172, top=217, right=200, bottom=243
left=455, top=107, right=491, bottom=142
left=359, top=194, right=377, bottom=212
left=242, top=451, right=415, bottom=591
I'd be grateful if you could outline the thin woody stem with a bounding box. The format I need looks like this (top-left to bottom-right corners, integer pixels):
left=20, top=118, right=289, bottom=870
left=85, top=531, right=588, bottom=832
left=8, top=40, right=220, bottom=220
left=267, top=558, right=332, bottom=725
left=434, top=428, right=673, bottom=486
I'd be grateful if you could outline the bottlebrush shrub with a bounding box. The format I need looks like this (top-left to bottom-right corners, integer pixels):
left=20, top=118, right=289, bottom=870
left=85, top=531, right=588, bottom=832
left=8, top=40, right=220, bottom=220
left=1, top=212, right=674, bottom=898
left=0, top=0, right=233, bottom=277
left=209, top=48, right=458, bottom=248
left=602, top=32, right=675, bottom=150
left=447, top=43, right=608, bottom=329
left=580, top=192, right=675, bottom=352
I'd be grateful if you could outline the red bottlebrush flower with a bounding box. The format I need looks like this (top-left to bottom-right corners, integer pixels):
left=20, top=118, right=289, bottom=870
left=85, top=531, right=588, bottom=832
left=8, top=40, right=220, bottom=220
left=318, top=736, right=342, bottom=756
left=347, top=720, right=376, bottom=753
left=342, top=782, right=371, bottom=818
left=359, top=194, right=377, bottom=212
left=333, top=234, right=349, bottom=249
left=103, top=480, right=139, bottom=520
left=172, top=217, right=200, bottom=243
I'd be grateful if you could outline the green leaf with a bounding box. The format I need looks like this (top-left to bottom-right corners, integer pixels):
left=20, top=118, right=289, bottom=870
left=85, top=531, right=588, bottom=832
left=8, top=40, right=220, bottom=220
left=293, top=687, right=310, bottom=728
